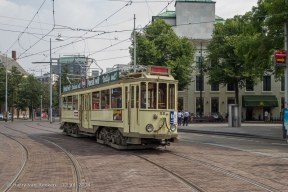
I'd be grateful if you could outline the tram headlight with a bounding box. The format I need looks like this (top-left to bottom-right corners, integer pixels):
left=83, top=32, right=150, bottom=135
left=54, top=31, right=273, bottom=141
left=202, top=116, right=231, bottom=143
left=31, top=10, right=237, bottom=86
left=170, top=124, right=177, bottom=132
left=146, top=124, right=154, bottom=132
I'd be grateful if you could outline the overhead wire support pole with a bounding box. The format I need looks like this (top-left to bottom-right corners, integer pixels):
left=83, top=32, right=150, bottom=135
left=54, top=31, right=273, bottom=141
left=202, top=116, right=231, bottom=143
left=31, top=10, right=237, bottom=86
left=134, top=14, right=136, bottom=73
left=58, top=57, right=61, bottom=121
left=5, top=54, right=8, bottom=122
left=200, top=41, right=203, bottom=117
left=50, top=38, right=53, bottom=124
left=40, top=69, right=42, bottom=120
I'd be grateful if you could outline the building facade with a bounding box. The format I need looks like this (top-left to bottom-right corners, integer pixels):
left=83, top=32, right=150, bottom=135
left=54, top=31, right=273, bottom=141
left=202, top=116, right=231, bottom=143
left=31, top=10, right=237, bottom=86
left=153, top=0, right=282, bottom=120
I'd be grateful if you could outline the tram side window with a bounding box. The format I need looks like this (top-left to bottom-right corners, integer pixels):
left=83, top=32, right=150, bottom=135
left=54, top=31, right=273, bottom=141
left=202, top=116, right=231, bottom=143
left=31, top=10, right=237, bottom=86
left=136, top=86, right=139, bottom=108
left=101, top=90, right=110, bottom=109
left=73, top=95, right=78, bottom=110
left=67, top=96, right=73, bottom=110
left=111, top=88, right=122, bottom=108
left=141, top=82, right=146, bottom=109
left=131, top=86, right=134, bottom=108
left=92, top=91, right=100, bottom=109
left=168, top=84, right=175, bottom=109
left=125, top=87, right=128, bottom=109
left=148, top=83, right=157, bottom=109
left=63, top=97, right=67, bottom=110
left=158, top=83, right=167, bottom=109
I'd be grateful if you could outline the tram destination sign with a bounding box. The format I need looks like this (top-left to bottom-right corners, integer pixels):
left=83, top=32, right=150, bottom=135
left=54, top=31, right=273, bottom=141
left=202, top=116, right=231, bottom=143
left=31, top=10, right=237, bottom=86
left=63, top=70, right=119, bottom=93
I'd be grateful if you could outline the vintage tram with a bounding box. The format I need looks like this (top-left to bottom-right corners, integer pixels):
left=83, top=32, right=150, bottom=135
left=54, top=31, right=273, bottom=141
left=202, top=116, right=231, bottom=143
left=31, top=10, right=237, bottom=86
left=60, top=65, right=179, bottom=149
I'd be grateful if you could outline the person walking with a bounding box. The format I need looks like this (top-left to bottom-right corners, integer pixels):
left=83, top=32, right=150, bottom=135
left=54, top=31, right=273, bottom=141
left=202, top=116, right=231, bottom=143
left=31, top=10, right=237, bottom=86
left=177, top=110, right=183, bottom=126
left=264, top=110, right=268, bottom=122
left=183, top=109, right=189, bottom=126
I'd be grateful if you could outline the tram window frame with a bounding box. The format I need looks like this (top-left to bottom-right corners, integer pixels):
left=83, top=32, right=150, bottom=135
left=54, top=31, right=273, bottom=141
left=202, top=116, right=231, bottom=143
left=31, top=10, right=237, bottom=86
left=141, top=82, right=146, bottom=109
left=63, top=97, right=67, bottom=110
left=73, top=95, right=78, bottom=110
left=148, top=83, right=157, bottom=109
left=101, top=89, right=110, bottom=109
left=136, top=86, right=139, bottom=108
left=158, top=83, right=167, bottom=109
left=111, top=87, right=122, bottom=108
left=67, top=96, right=73, bottom=110
left=92, top=91, right=100, bottom=110
left=168, top=84, right=175, bottom=109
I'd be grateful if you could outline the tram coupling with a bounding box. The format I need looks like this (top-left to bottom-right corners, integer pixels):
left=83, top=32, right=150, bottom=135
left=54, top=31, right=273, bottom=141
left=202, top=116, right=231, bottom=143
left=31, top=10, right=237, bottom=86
left=161, top=139, right=170, bottom=146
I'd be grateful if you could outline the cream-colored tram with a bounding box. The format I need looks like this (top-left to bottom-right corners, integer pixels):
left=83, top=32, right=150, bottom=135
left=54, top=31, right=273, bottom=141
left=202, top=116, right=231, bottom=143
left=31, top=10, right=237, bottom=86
left=60, top=65, right=179, bottom=149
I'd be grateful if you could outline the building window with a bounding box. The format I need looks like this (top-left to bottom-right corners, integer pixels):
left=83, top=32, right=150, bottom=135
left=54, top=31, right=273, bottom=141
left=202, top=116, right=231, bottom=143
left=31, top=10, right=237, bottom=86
left=227, top=83, right=234, bottom=91
left=281, top=77, right=285, bottom=92
left=211, top=97, right=219, bottom=113
left=211, top=84, right=219, bottom=91
left=246, top=80, right=254, bottom=91
left=195, top=56, right=203, bottom=67
left=196, top=97, right=204, bottom=116
left=263, top=76, right=271, bottom=91
left=196, top=76, right=204, bottom=91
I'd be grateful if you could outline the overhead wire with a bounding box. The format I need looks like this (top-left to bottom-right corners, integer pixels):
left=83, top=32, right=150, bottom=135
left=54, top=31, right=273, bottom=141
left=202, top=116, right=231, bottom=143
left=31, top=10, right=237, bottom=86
left=4, top=0, right=49, bottom=54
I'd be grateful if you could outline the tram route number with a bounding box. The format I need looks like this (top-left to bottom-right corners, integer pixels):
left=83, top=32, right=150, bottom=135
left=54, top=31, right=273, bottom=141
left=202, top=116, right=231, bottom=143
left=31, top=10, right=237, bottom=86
left=62, top=183, right=91, bottom=188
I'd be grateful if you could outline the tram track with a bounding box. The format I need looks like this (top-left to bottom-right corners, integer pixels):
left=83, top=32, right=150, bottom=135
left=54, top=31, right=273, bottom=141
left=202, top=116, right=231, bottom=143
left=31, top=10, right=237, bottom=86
left=0, top=132, right=28, bottom=192
left=1, top=124, right=83, bottom=192
left=163, top=150, right=277, bottom=192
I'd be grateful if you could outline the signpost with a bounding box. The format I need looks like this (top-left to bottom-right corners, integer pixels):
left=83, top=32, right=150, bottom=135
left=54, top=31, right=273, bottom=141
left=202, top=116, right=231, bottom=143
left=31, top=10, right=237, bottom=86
left=274, top=50, right=287, bottom=67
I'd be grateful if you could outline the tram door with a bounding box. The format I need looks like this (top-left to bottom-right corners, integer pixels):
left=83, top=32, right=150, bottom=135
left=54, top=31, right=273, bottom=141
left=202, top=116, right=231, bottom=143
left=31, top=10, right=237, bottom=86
left=80, top=94, right=90, bottom=128
left=130, top=85, right=139, bottom=132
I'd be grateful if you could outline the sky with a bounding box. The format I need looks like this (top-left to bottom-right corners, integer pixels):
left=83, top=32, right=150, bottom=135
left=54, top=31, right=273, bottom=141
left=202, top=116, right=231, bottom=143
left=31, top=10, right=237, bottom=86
left=0, top=0, right=258, bottom=76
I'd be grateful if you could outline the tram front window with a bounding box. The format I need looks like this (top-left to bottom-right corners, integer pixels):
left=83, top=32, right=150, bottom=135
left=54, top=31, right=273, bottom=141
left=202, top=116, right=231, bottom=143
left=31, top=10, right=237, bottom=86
left=148, top=83, right=157, bottom=109
left=158, top=83, right=167, bottom=109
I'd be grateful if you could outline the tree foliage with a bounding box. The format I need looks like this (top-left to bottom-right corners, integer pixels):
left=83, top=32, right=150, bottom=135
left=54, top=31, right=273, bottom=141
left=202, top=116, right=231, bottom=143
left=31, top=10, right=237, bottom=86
left=129, top=19, right=196, bottom=89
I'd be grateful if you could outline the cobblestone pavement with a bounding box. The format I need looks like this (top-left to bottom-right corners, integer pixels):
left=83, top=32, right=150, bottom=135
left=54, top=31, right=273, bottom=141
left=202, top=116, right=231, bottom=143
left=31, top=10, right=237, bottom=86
left=0, top=133, right=24, bottom=190
left=0, top=123, right=76, bottom=192
left=179, top=122, right=283, bottom=139
left=1, top=120, right=288, bottom=191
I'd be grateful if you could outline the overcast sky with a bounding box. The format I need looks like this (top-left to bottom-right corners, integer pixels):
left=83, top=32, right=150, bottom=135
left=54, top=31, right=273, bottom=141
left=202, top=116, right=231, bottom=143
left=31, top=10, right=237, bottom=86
left=0, top=0, right=258, bottom=76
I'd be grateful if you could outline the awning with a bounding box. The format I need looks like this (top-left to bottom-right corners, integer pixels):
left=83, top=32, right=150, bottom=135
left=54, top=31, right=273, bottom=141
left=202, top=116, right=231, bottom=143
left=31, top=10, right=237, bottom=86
left=242, top=95, right=278, bottom=107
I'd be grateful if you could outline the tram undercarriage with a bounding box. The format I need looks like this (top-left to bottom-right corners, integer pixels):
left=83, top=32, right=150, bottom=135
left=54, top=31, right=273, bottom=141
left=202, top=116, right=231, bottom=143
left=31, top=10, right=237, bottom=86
left=60, top=123, right=176, bottom=149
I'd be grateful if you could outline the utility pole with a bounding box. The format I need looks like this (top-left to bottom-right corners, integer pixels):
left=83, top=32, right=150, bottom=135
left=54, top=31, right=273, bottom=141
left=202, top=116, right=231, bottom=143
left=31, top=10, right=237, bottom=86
left=58, top=57, right=61, bottom=121
left=134, top=14, right=136, bottom=73
left=5, top=54, right=8, bottom=122
left=40, top=69, right=42, bottom=120
left=49, top=38, right=53, bottom=123
left=200, top=42, right=203, bottom=117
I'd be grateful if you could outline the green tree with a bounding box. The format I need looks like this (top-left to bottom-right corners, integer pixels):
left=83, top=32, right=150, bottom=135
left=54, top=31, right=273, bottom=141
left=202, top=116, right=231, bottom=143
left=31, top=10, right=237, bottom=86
left=129, top=19, right=196, bottom=89
left=19, top=75, right=42, bottom=120
left=205, top=16, right=273, bottom=105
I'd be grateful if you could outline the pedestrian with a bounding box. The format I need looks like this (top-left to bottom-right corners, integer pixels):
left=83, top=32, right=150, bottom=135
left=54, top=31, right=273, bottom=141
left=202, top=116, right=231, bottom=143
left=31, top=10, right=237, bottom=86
left=183, top=109, right=189, bottom=126
left=264, top=111, right=268, bottom=122
left=177, top=110, right=183, bottom=126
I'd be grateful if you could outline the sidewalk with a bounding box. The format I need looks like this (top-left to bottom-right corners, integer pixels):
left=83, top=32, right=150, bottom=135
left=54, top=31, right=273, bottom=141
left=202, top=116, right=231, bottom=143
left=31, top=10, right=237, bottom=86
left=178, top=122, right=284, bottom=140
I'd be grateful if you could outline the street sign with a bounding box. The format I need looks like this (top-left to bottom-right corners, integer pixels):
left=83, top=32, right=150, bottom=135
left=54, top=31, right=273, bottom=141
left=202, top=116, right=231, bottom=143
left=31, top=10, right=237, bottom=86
left=274, top=50, right=286, bottom=67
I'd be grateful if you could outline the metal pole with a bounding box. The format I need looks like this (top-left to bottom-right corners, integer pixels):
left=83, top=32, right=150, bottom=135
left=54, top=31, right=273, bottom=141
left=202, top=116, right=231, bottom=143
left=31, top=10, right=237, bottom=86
left=50, top=38, right=53, bottom=123
left=5, top=54, right=8, bottom=122
left=284, top=22, right=288, bottom=138
left=58, top=57, right=61, bottom=121
left=40, top=69, right=42, bottom=120
left=133, top=14, right=136, bottom=73
left=200, top=42, right=203, bottom=117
